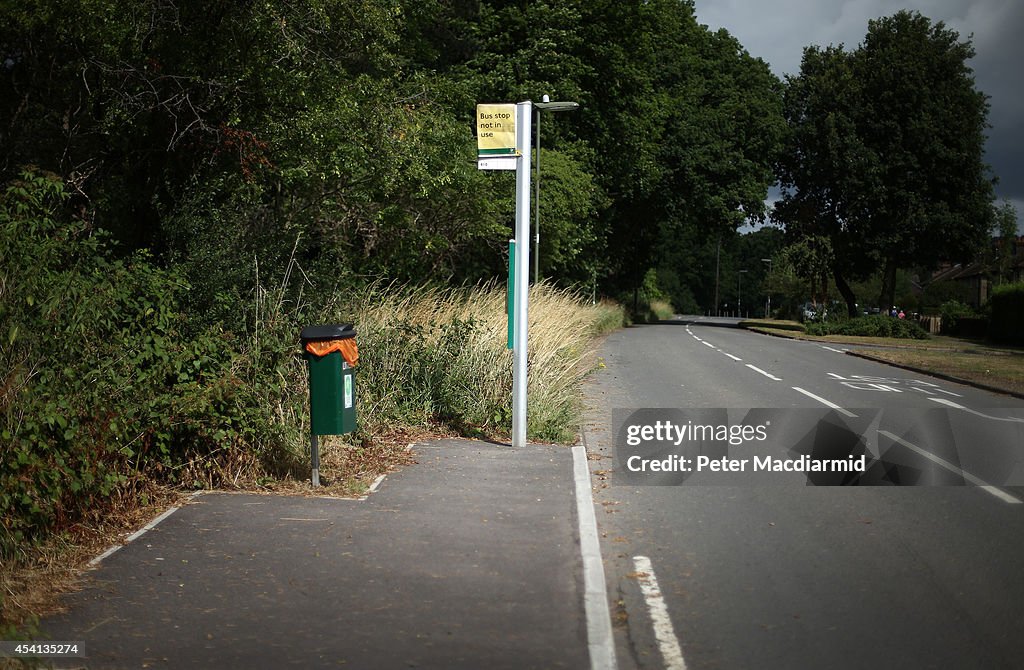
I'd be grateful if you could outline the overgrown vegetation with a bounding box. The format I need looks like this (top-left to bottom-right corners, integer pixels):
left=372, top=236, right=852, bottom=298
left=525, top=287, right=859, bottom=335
left=0, top=170, right=624, bottom=624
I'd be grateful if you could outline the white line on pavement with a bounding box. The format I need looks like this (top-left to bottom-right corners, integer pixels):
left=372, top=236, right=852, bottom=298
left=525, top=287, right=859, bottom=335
left=746, top=364, right=782, bottom=381
left=791, top=387, right=858, bottom=418
left=721, top=352, right=742, bottom=361
left=90, top=504, right=183, bottom=567
left=572, top=445, right=619, bottom=670
left=822, top=346, right=848, bottom=353
left=928, top=398, right=1024, bottom=423
left=702, top=341, right=716, bottom=349
left=877, top=430, right=1022, bottom=504
left=633, top=556, right=687, bottom=670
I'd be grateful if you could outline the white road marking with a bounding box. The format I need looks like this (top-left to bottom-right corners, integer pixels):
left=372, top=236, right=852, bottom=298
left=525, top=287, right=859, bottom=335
left=633, top=556, right=687, bottom=670
left=90, top=504, right=183, bottom=567
left=828, top=374, right=963, bottom=397
left=746, top=364, right=782, bottom=381
left=124, top=506, right=181, bottom=543
left=367, top=473, right=388, bottom=494
left=721, top=352, right=742, bottom=361
left=702, top=341, right=716, bottom=349
left=791, top=387, right=858, bottom=418
left=822, top=346, right=848, bottom=353
left=573, top=445, right=619, bottom=670
left=693, top=336, right=703, bottom=342
left=878, top=430, right=1022, bottom=504
left=928, top=398, right=1024, bottom=423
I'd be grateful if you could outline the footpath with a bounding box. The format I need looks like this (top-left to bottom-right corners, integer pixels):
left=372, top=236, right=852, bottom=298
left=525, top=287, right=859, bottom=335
left=40, top=439, right=593, bottom=669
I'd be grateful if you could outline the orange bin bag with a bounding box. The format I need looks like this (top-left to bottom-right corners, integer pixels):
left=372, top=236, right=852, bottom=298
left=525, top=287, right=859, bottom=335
left=305, top=339, right=359, bottom=367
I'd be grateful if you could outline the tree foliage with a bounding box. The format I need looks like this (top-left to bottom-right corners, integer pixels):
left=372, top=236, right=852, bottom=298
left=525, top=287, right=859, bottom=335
left=775, top=10, right=994, bottom=315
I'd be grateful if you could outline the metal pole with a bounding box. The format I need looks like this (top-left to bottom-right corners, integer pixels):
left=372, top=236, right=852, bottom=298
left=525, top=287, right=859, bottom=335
left=534, top=109, right=541, bottom=285
left=512, top=101, right=532, bottom=449
left=738, top=270, right=747, bottom=318
left=310, top=433, right=320, bottom=487
left=714, top=236, right=721, bottom=317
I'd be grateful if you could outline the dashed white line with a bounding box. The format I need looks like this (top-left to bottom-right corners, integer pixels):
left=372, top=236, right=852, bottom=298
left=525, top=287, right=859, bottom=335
left=746, top=364, right=782, bottom=381
left=721, top=352, right=742, bottom=362
left=878, top=430, right=1022, bottom=504
left=822, top=346, right=848, bottom=353
left=633, top=556, right=687, bottom=670
left=702, top=341, right=716, bottom=349
left=791, top=387, right=858, bottom=418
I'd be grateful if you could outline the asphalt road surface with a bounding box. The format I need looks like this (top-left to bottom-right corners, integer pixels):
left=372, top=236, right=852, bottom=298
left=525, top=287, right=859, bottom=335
left=582, top=317, right=1024, bottom=670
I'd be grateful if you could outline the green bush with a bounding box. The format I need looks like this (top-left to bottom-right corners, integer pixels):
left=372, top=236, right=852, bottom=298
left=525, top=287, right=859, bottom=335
left=989, top=282, right=1024, bottom=345
left=806, top=314, right=929, bottom=339
left=939, top=300, right=976, bottom=334
left=0, top=171, right=296, bottom=558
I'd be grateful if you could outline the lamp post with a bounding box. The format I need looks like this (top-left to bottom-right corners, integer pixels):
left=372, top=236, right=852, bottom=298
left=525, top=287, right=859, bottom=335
left=533, top=95, right=580, bottom=285
left=738, top=269, right=748, bottom=318
left=761, top=258, right=772, bottom=319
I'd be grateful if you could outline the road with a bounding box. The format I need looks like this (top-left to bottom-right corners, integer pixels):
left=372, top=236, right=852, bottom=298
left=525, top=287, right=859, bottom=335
left=582, top=317, right=1024, bottom=670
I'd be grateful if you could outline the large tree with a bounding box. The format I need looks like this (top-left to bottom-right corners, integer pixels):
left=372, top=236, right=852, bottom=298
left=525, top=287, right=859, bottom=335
left=776, top=10, right=995, bottom=314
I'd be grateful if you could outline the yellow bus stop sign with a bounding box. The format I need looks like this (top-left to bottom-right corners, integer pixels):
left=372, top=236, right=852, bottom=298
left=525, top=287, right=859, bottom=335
left=477, top=104, right=517, bottom=169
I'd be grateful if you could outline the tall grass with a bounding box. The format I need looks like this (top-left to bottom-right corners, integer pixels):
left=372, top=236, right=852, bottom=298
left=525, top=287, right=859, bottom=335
left=319, top=282, right=625, bottom=442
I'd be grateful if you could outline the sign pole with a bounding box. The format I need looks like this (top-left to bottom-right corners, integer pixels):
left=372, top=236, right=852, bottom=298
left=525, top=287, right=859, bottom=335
left=512, top=100, right=532, bottom=448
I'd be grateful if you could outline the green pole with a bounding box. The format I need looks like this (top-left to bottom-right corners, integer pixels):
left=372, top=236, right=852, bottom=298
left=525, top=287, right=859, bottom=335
left=507, top=239, right=515, bottom=349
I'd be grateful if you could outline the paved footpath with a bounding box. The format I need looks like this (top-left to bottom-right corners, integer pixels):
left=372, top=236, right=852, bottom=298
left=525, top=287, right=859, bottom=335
left=41, top=440, right=592, bottom=669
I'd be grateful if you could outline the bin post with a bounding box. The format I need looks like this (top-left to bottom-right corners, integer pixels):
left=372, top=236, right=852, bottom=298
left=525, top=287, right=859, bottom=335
left=310, top=433, right=320, bottom=487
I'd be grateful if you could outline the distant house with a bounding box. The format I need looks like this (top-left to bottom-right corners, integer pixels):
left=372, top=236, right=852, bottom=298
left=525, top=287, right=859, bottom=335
left=923, top=235, right=1024, bottom=309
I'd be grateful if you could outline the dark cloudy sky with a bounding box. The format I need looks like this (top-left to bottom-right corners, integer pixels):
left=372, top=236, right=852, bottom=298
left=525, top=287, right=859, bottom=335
left=693, top=0, right=1023, bottom=232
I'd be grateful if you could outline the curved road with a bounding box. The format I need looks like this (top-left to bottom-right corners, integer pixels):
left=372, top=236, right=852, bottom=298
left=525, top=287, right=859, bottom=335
left=583, top=317, right=1024, bottom=670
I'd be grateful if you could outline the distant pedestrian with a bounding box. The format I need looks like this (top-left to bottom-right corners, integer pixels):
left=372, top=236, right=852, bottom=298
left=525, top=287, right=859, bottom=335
left=898, top=310, right=905, bottom=319
left=890, top=307, right=898, bottom=317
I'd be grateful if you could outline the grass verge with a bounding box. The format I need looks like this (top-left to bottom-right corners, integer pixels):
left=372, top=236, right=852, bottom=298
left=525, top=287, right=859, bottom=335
left=847, top=348, right=1024, bottom=397
left=741, top=321, right=1024, bottom=395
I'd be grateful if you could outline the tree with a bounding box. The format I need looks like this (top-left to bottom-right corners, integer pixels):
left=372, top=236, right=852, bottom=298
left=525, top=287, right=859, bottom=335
left=775, top=11, right=995, bottom=315
left=775, top=44, right=878, bottom=317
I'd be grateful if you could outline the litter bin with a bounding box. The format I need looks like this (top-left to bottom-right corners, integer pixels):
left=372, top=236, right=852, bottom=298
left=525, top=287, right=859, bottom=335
left=301, top=324, right=358, bottom=436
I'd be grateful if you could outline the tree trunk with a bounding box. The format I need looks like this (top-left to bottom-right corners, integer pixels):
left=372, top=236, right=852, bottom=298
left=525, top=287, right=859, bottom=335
left=878, top=256, right=898, bottom=312
left=834, top=269, right=859, bottom=317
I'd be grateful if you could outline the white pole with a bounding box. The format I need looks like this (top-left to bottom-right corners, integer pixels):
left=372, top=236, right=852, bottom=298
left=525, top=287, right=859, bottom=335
left=512, top=100, right=533, bottom=448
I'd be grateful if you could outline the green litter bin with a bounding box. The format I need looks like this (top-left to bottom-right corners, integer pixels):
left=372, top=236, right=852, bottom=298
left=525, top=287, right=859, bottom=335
left=301, top=324, right=358, bottom=436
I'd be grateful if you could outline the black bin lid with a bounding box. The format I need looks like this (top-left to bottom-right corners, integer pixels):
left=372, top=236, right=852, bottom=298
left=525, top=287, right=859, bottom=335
left=300, top=324, right=356, bottom=342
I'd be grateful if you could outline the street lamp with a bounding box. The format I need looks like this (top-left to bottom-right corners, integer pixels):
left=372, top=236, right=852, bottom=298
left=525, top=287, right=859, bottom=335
left=761, top=258, right=772, bottom=319
left=738, top=269, right=748, bottom=318
left=533, top=95, right=580, bottom=284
